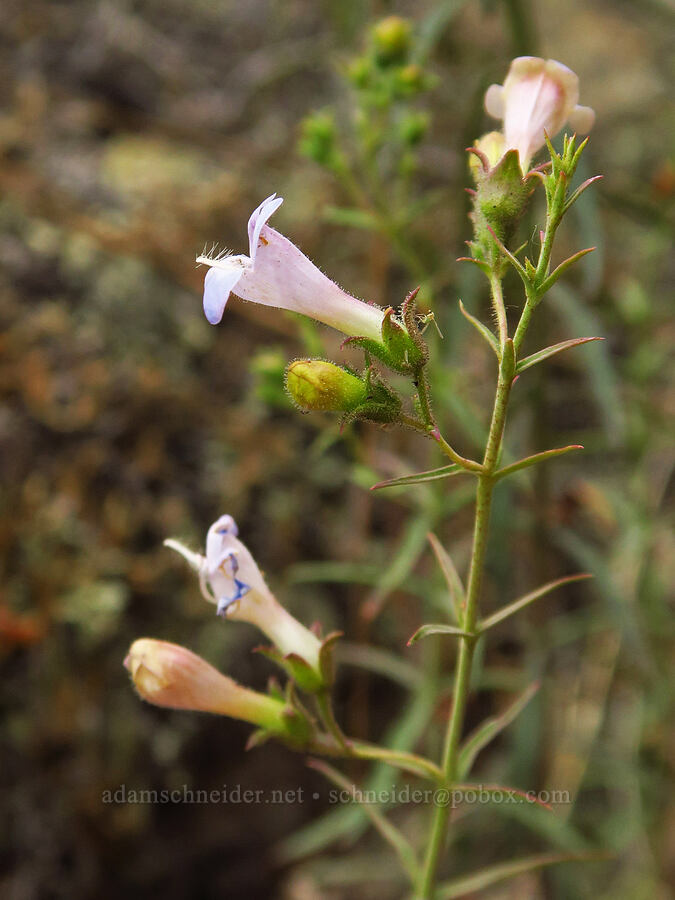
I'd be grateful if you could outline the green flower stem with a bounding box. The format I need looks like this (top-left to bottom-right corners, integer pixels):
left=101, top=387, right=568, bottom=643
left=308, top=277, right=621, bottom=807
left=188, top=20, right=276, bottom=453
left=416, top=371, right=483, bottom=474
left=490, top=272, right=508, bottom=350
left=513, top=173, right=566, bottom=354
left=432, top=430, right=484, bottom=474
left=415, top=370, right=436, bottom=429
left=310, top=695, right=443, bottom=782
left=315, top=689, right=349, bottom=753
left=349, top=742, right=444, bottom=783
left=417, top=341, right=516, bottom=898
left=512, top=290, right=536, bottom=355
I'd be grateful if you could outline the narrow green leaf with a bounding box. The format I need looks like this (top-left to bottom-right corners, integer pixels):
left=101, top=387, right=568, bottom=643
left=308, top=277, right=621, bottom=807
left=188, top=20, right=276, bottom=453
left=479, top=573, right=593, bottom=633
left=486, top=226, right=529, bottom=286
left=407, top=623, right=474, bottom=646
left=538, top=247, right=596, bottom=294
left=350, top=741, right=443, bottom=782
left=494, top=445, right=583, bottom=481
left=427, top=532, right=465, bottom=624
left=371, top=464, right=466, bottom=490
left=416, top=0, right=470, bottom=63
left=323, top=206, right=378, bottom=231
left=336, top=642, right=422, bottom=689
left=437, top=851, right=608, bottom=899
left=516, top=336, right=604, bottom=373
left=277, top=688, right=435, bottom=862
left=458, top=300, right=500, bottom=358
left=307, top=760, right=420, bottom=882
left=366, top=513, right=434, bottom=620
left=456, top=255, right=491, bottom=277
left=451, top=782, right=553, bottom=811
left=551, top=284, right=624, bottom=445
left=458, top=681, right=540, bottom=779
left=563, top=174, right=603, bottom=214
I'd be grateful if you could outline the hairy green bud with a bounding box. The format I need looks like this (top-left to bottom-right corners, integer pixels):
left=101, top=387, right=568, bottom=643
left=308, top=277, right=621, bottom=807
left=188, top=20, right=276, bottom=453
left=468, top=149, right=533, bottom=271
left=286, top=359, right=367, bottom=412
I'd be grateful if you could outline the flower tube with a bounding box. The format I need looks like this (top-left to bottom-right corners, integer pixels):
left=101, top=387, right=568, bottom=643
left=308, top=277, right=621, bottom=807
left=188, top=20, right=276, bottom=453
left=197, top=195, right=386, bottom=341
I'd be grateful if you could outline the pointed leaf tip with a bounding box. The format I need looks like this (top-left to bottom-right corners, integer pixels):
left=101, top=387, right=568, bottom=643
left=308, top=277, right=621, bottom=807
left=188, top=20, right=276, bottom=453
left=371, top=463, right=466, bottom=490
left=407, top=623, right=474, bottom=645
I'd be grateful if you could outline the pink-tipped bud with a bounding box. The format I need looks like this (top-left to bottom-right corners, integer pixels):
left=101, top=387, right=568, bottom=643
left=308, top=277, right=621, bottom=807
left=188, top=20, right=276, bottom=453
left=124, top=639, right=290, bottom=733
left=485, top=57, right=594, bottom=169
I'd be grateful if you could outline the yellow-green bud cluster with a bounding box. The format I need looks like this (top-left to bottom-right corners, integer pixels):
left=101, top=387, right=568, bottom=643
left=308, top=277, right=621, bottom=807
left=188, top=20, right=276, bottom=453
left=371, top=16, right=412, bottom=65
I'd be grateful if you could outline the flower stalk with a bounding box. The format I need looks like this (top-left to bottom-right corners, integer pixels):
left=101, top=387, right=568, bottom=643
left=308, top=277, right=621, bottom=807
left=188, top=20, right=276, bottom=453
left=418, top=339, right=515, bottom=897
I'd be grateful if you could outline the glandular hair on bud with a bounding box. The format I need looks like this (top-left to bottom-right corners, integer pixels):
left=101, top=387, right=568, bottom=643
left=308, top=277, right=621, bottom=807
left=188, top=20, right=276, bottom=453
left=285, top=359, right=367, bottom=412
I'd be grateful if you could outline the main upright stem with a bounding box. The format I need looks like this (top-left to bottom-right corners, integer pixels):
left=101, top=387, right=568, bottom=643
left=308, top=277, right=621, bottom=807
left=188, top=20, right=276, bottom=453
left=417, top=339, right=515, bottom=898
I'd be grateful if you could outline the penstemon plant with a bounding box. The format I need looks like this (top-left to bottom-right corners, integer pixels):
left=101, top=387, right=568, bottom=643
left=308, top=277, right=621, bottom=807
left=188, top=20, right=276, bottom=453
left=125, top=37, right=604, bottom=899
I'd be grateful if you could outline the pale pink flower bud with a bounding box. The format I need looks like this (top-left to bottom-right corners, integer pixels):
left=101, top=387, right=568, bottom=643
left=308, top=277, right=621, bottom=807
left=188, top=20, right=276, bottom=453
left=124, top=638, right=288, bottom=730
left=485, top=57, right=595, bottom=169
left=197, top=195, right=385, bottom=341
left=165, top=516, right=322, bottom=674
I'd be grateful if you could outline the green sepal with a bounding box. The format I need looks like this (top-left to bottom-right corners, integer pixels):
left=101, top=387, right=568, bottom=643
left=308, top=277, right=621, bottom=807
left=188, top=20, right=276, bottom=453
left=245, top=728, right=272, bottom=751
left=401, top=287, right=429, bottom=369
left=339, top=365, right=402, bottom=426
left=317, top=630, right=343, bottom=686
left=255, top=644, right=325, bottom=694
left=245, top=683, right=313, bottom=749
left=468, top=149, right=534, bottom=272
left=279, top=704, right=314, bottom=746
left=341, top=290, right=427, bottom=375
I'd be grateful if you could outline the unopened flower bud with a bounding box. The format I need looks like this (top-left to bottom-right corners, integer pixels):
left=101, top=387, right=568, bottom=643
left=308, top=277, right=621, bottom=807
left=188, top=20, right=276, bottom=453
left=469, top=131, right=506, bottom=176
left=124, top=639, right=292, bottom=733
left=285, top=359, right=367, bottom=413
left=371, top=16, right=412, bottom=65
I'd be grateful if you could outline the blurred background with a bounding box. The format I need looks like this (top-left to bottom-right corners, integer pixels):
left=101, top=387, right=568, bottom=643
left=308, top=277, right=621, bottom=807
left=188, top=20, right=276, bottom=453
left=1, top=0, right=673, bottom=897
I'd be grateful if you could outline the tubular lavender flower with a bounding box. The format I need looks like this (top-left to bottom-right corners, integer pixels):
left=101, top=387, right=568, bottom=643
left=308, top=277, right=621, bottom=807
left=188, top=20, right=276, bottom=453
left=165, top=515, right=322, bottom=674
left=124, top=638, right=290, bottom=731
left=484, top=57, right=595, bottom=168
left=198, top=195, right=386, bottom=341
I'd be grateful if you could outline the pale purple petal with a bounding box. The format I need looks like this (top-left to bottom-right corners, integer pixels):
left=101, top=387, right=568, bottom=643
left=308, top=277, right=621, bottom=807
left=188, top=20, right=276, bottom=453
left=203, top=265, right=246, bottom=325
left=247, top=194, right=284, bottom=261
left=206, top=515, right=239, bottom=564
left=484, top=84, right=505, bottom=119
left=232, top=226, right=385, bottom=341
